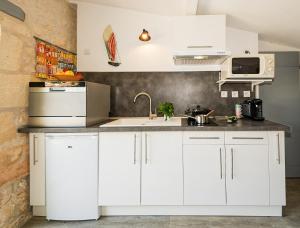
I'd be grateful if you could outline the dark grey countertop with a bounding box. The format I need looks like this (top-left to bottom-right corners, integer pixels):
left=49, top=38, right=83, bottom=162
left=18, top=118, right=290, bottom=134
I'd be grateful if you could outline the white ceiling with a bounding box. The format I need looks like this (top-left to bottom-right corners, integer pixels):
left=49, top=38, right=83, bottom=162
left=71, top=0, right=300, bottom=49
left=197, top=0, right=300, bottom=49
left=71, top=0, right=198, bottom=16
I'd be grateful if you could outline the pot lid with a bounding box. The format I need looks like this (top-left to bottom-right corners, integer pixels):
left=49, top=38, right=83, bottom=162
left=185, top=105, right=211, bottom=116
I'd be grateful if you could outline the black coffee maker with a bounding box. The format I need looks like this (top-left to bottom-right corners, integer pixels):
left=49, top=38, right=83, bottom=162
left=241, top=99, right=264, bottom=121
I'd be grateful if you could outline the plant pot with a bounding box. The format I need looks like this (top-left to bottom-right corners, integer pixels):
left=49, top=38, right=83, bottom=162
left=164, top=114, right=171, bottom=121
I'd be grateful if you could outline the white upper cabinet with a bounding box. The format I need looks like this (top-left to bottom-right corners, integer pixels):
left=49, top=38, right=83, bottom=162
left=141, top=132, right=183, bottom=205
left=99, top=132, right=142, bottom=206
left=171, top=15, right=226, bottom=51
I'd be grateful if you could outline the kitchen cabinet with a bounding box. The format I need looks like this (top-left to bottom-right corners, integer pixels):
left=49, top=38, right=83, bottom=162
left=225, top=145, right=270, bottom=205
left=268, top=131, right=286, bottom=205
left=99, top=132, right=141, bottom=205
left=225, top=132, right=270, bottom=205
left=46, top=133, right=99, bottom=220
left=141, top=132, right=183, bottom=205
left=99, top=131, right=183, bottom=206
left=27, top=129, right=286, bottom=217
left=183, top=145, right=226, bottom=205
left=183, top=131, right=273, bottom=206
left=29, top=133, right=45, bottom=206
left=171, top=15, right=226, bottom=51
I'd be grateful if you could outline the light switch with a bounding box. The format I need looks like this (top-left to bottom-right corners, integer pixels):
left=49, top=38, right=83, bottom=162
left=232, top=91, right=239, bottom=98
left=243, top=91, right=251, bottom=97
left=221, top=91, right=228, bottom=98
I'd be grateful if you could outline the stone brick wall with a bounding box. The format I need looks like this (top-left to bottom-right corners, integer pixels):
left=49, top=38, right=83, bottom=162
left=0, top=0, right=76, bottom=227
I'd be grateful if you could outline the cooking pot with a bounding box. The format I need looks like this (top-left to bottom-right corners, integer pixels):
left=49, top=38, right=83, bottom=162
left=185, top=105, right=215, bottom=125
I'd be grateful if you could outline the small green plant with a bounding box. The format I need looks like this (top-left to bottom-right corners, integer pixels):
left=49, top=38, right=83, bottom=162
left=158, top=102, right=174, bottom=120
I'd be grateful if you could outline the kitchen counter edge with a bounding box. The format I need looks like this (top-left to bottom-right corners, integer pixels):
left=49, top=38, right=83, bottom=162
left=18, top=119, right=290, bottom=135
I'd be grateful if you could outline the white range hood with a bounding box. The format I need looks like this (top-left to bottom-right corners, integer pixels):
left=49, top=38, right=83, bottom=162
left=173, top=49, right=231, bottom=65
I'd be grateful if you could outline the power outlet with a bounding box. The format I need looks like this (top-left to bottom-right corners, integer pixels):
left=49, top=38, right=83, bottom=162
left=243, top=91, right=251, bottom=97
left=221, top=91, right=228, bottom=98
left=232, top=91, right=239, bottom=98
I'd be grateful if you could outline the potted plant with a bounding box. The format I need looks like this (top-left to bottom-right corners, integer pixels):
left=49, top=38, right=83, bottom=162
left=158, top=102, right=174, bottom=121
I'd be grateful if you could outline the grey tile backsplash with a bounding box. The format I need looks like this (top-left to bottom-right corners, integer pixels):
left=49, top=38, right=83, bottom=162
left=84, top=72, right=254, bottom=117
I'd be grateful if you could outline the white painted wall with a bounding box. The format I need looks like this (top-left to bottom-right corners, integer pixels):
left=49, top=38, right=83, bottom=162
left=226, top=27, right=258, bottom=55
left=259, top=40, right=300, bottom=52
left=77, top=2, right=226, bottom=72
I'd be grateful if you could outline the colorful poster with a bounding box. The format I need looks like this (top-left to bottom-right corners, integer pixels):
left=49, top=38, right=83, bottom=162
left=35, top=37, right=77, bottom=80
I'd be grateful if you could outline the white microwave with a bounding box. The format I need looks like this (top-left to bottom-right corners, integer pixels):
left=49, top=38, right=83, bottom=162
left=221, top=54, right=275, bottom=80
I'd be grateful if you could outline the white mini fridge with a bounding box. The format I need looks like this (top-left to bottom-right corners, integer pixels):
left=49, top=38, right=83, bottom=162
left=45, top=133, right=100, bottom=220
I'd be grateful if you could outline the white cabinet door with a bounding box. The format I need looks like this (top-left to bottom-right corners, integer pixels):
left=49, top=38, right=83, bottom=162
left=226, top=145, right=270, bottom=205
left=29, top=133, right=45, bottom=206
left=171, top=15, right=226, bottom=51
left=183, top=145, right=226, bottom=205
left=141, top=132, right=183, bottom=205
left=46, top=133, right=99, bottom=220
left=99, top=132, right=141, bottom=205
left=268, top=131, right=286, bottom=205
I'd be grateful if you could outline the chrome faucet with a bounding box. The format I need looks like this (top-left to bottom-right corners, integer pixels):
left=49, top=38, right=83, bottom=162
left=133, top=92, right=157, bottom=119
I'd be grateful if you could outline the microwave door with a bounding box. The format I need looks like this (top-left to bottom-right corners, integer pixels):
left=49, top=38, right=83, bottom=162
left=232, top=57, right=260, bottom=74
left=29, top=88, right=86, bottom=117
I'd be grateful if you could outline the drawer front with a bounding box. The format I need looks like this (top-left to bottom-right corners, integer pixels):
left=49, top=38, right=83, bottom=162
left=183, top=132, right=224, bottom=145
left=225, top=132, right=268, bottom=145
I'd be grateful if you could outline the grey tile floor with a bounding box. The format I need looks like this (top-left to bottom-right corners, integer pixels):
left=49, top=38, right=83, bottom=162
left=24, top=179, right=300, bottom=228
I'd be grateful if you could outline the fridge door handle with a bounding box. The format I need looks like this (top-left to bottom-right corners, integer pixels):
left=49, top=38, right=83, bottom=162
left=33, top=135, right=38, bottom=165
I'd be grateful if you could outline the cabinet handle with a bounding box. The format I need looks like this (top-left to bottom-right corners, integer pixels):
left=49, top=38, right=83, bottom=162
left=50, top=87, right=66, bottom=92
left=189, top=137, right=220, bottom=140
left=145, top=133, right=148, bottom=164
left=133, top=134, right=137, bottom=164
left=219, top=148, right=222, bottom=179
left=232, top=137, right=264, bottom=140
left=277, top=133, right=281, bottom=164
left=231, top=148, right=234, bottom=180
left=33, top=136, right=38, bottom=165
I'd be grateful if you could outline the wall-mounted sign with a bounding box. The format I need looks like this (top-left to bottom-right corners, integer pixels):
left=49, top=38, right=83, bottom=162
left=35, top=37, right=77, bottom=80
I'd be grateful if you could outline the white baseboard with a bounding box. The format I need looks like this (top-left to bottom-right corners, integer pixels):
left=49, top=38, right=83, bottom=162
left=33, top=206, right=283, bottom=217
left=101, top=206, right=283, bottom=217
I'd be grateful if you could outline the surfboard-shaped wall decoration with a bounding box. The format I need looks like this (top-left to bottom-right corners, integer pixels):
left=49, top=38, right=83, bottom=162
left=103, top=25, right=121, bottom=67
